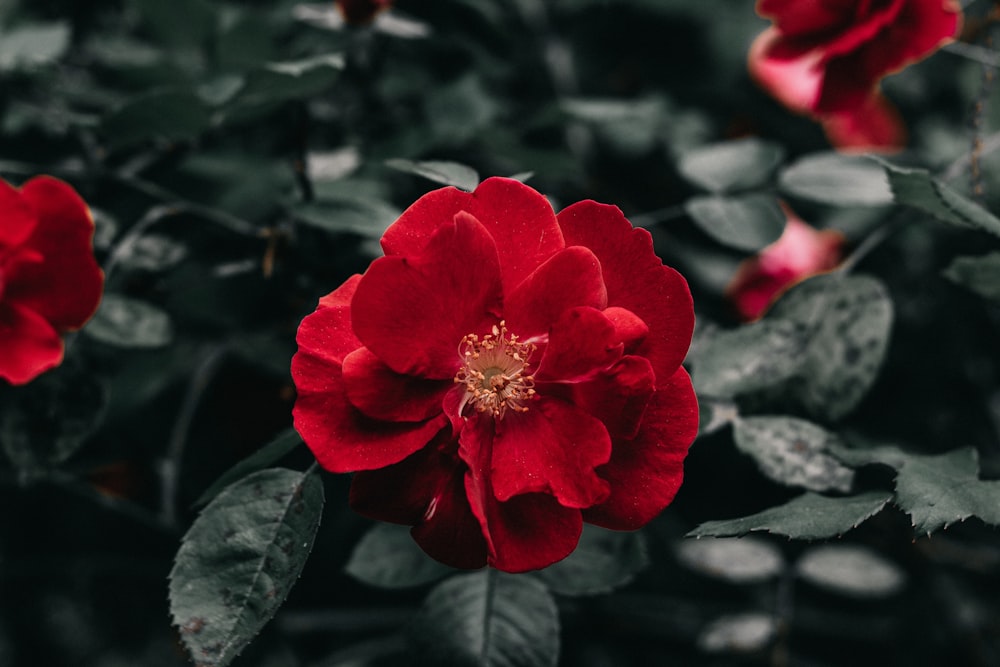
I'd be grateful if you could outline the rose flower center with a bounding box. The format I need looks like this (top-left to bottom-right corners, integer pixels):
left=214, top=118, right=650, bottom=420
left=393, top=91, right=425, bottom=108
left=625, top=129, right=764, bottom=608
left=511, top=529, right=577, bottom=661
left=454, top=320, right=536, bottom=419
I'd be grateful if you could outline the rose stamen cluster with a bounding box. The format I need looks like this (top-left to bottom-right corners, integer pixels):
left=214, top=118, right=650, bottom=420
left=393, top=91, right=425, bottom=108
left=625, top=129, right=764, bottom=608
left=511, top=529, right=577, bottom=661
left=292, top=177, right=698, bottom=572
left=454, top=320, right=537, bottom=419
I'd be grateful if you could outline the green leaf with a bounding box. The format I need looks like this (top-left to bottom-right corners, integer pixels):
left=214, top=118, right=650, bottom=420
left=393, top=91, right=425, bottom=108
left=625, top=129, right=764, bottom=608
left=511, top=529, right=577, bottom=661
left=345, top=523, right=452, bottom=589
left=84, top=295, right=174, bottom=348
left=795, top=544, right=905, bottom=598
left=676, top=536, right=784, bottom=583
left=170, top=468, right=324, bottom=667
left=878, top=158, right=1000, bottom=237
left=408, top=570, right=559, bottom=667
left=832, top=445, right=1000, bottom=534
left=293, top=198, right=402, bottom=239
left=0, top=22, right=70, bottom=71
left=688, top=491, right=892, bottom=539
left=101, top=90, right=212, bottom=150
left=0, top=359, right=108, bottom=474
left=677, top=138, right=785, bottom=193
left=685, top=193, right=786, bottom=252
left=690, top=319, right=809, bottom=399
left=943, top=252, right=1000, bottom=301
left=779, top=152, right=893, bottom=206
left=193, top=429, right=304, bottom=508
left=532, top=525, right=648, bottom=596
left=385, top=159, right=480, bottom=192
left=115, top=233, right=188, bottom=272
left=767, top=273, right=893, bottom=421
left=134, top=0, right=215, bottom=47
left=221, top=54, right=344, bottom=117
left=733, top=416, right=854, bottom=493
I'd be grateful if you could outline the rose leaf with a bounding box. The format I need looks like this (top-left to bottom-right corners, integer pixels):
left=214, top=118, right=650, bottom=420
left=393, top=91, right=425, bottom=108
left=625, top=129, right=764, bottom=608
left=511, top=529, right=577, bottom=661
left=687, top=491, right=892, bottom=540
left=384, top=158, right=480, bottom=192
left=677, top=137, right=785, bottom=193
left=779, top=152, right=893, bottom=206
left=532, top=525, right=649, bottom=596
left=169, top=467, right=324, bottom=667
left=408, top=570, right=559, bottom=667
left=345, top=522, right=453, bottom=589
left=685, top=193, right=786, bottom=252
left=84, top=294, right=174, bottom=348
left=943, top=252, right=1000, bottom=301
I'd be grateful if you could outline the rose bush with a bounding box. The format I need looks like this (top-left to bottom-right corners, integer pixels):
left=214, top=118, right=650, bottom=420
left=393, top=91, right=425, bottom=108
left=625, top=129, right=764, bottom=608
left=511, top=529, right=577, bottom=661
left=749, top=0, right=961, bottom=150
left=727, top=203, right=844, bottom=321
left=292, top=177, right=698, bottom=572
left=0, top=176, right=103, bottom=385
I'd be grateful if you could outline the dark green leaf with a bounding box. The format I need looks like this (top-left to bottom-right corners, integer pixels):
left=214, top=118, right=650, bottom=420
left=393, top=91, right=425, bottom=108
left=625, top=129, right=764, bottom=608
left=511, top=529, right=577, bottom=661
left=878, top=158, right=1000, bottom=237
left=943, top=252, right=1000, bottom=301
left=221, top=54, right=344, bottom=116
left=0, top=358, right=108, bottom=473
left=384, top=159, right=480, bottom=192
left=795, top=544, right=905, bottom=598
left=832, top=445, right=1000, bottom=534
left=767, top=274, right=893, bottom=421
left=134, top=0, right=215, bottom=47
left=690, top=319, right=809, bottom=398
left=170, top=468, right=324, bottom=667
left=677, top=138, right=785, bottom=193
left=425, top=74, right=499, bottom=146
left=779, top=152, right=893, bottom=205
left=293, top=198, right=402, bottom=238
left=0, top=22, right=70, bottom=71
left=685, top=193, right=785, bottom=252
left=698, top=613, right=777, bottom=654
left=84, top=295, right=174, bottom=348
left=688, top=491, right=892, bottom=539
left=408, top=570, right=559, bottom=667
left=193, top=430, right=304, bottom=508
left=345, top=523, right=452, bottom=589
left=101, top=90, right=212, bottom=150
left=676, top=536, right=784, bottom=583
left=115, top=234, right=188, bottom=272
left=733, top=416, right=854, bottom=493
left=532, top=525, right=648, bottom=596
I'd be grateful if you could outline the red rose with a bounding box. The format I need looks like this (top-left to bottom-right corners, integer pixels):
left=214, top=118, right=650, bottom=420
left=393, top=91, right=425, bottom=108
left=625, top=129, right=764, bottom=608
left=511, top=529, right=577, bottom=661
left=292, top=178, right=698, bottom=572
left=335, top=0, right=392, bottom=25
left=0, top=176, right=104, bottom=385
left=727, top=203, right=844, bottom=321
left=749, top=0, right=961, bottom=151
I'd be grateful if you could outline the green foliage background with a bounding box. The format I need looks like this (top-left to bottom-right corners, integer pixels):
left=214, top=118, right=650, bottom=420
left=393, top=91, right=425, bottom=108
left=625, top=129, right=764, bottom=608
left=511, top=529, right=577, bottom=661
left=2, top=0, right=1000, bottom=666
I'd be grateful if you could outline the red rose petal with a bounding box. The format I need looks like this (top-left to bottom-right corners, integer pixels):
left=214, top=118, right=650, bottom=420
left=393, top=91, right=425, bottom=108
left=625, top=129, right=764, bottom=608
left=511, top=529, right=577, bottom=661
left=568, top=355, right=656, bottom=440
left=380, top=177, right=565, bottom=296
left=557, top=201, right=693, bottom=386
left=0, top=179, right=37, bottom=248
left=748, top=27, right=825, bottom=113
left=350, top=442, right=488, bottom=570
left=504, top=246, right=607, bottom=342
left=757, top=0, right=852, bottom=37
left=0, top=301, right=64, bottom=385
left=294, top=275, right=363, bottom=371
left=820, top=93, right=906, bottom=151
left=486, top=397, right=611, bottom=509
left=342, top=346, right=451, bottom=422
left=353, top=212, right=503, bottom=379
left=583, top=367, right=698, bottom=530
left=462, top=416, right=583, bottom=572
left=8, top=176, right=103, bottom=331
left=534, top=306, right=622, bottom=382
left=603, top=306, right=649, bottom=352
left=292, top=354, right=448, bottom=472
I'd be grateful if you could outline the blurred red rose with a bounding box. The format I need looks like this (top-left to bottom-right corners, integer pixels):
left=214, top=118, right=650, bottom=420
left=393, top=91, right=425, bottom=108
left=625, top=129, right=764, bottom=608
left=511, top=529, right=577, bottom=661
left=749, top=0, right=961, bottom=151
left=0, top=176, right=104, bottom=385
left=727, top=204, right=844, bottom=321
left=335, top=0, right=392, bottom=25
left=292, top=177, right=698, bottom=572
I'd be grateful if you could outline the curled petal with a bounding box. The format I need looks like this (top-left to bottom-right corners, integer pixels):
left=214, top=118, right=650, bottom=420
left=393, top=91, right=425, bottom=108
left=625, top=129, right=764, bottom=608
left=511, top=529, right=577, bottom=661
left=568, top=355, right=656, bottom=440
left=749, top=27, right=825, bottom=113
left=381, top=177, right=565, bottom=295
left=343, top=346, right=451, bottom=422
left=0, top=302, right=64, bottom=385
left=292, top=351, right=448, bottom=472
left=557, top=201, right=693, bottom=385
left=487, top=397, right=611, bottom=509
left=534, top=306, right=622, bottom=382
left=350, top=442, right=488, bottom=570
left=583, top=367, right=698, bottom=530
left=603, top=306, right=648, bottom=352
left=505, top=246, right=607, bottom=341
left=8, top=176, right=103, bottom=330
left=352, top=212, right=503, bottom=379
